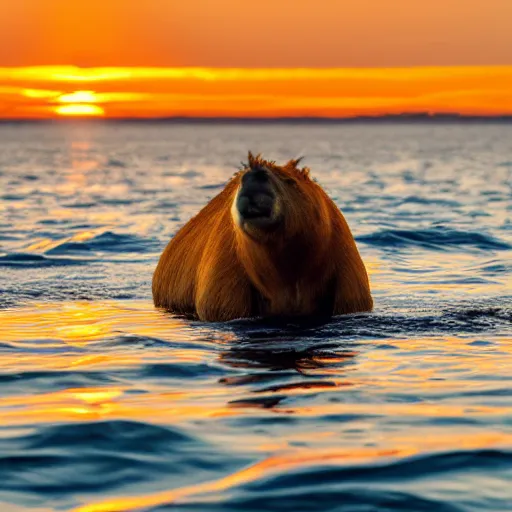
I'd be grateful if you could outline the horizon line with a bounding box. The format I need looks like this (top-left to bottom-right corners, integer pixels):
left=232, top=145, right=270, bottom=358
left=2, top=113, right=512, bottom=124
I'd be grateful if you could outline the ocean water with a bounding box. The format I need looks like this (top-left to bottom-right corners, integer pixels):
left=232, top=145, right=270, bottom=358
left=0, top=122, right=511, bottom=512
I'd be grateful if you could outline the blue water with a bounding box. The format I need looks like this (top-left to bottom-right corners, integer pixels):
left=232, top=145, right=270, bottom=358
left=0, top=122, right=511, bottom=512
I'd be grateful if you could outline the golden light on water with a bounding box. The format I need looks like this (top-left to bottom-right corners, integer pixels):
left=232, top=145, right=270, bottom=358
left=0, top=299, right=509, bottom=510
left=0, top=301, right=510, bottom=426
left=73, top=432, right=512, bottom=512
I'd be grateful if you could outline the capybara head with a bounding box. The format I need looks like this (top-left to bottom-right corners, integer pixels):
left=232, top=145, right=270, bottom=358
left=232, top=152, right=332, bottom=245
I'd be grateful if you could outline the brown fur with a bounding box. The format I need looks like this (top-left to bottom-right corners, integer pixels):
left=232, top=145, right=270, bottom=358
left=152, top=153, right=373, bottom=321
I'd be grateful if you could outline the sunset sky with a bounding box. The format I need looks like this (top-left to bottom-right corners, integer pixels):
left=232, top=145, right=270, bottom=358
left=1, top=0, right=511, bottom=118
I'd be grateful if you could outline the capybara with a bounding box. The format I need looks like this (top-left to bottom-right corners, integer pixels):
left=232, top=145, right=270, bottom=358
left=153, top=153, right=373, bottom=322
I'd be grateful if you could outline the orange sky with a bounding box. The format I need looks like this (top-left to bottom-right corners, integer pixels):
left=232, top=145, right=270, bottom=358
left=1, top=1, right=511, bottom=118
left=2, top=65, right=512, bottom=119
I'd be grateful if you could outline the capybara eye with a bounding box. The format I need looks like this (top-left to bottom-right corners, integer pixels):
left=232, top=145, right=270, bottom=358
left=284, top=177, right=297, bottom=185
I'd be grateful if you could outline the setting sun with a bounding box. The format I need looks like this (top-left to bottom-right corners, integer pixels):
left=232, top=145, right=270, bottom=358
left=53, top=90, right=104, bottom=116
left=54, top=103, right=105, bottom=116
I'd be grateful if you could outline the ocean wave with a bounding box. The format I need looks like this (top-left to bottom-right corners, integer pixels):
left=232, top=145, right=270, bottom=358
left=0, top=370, right=115, bottom=394
left=0, top=279, right=142, bottom=309
left=180, top=489, right=465, bottom=512
left=136, top=362, right=229, bottom=379
left=211, top=450, right=511, bottom=512
left=221, top=304, right=512, bottom=341
left=357, top=227, right=511, bottom=251
left=75, top=449, right=511, bottom=512
left=197, top=183, right=227, bottom=190
left=245, top=450, right=512, bottom=492
left=46, top=231, right=160, bottom=255
left=24, top=420, right=193, bottom=451
left=163, top=169, right=203, bottom=178
left=399, top=195, right=460, bottom=207
left=106, top=158, right=127, bottom=168
left=0, top=253, right=86, bottom=268
left=0, top=420, right=240, bottom=499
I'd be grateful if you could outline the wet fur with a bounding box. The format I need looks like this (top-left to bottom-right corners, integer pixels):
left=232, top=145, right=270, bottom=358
left=153, top=153, right=373, bottom=321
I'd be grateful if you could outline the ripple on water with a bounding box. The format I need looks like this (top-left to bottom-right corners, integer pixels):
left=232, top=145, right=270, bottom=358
left=0, top=420, right=244, bottom=502
left=69, top=446, right=512, bottom=512
left=357, top=226, right=511, bottom=251
left=46, top=231, right=161, bottom=256
left=0, top=253, right=86, bottom=268
left=1, top=231, right=159, bottom=269
left=106, top=159, right=127, bottom=168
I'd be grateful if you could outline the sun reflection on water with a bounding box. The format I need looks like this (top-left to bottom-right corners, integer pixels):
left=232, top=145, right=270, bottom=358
left=1, top=301, right=510, bottom=424
left=0, top=295, right=509, bottom=511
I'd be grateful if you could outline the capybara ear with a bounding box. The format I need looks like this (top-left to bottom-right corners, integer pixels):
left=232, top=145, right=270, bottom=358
left=247, top=151, right=259, bottom=169
left=286, top=156, right=304, bottom=168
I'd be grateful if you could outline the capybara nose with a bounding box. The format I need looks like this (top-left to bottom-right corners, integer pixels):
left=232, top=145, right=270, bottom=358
left=237, top=193, right=274, bottom=219
left=238, top=168, right=274, bottom=220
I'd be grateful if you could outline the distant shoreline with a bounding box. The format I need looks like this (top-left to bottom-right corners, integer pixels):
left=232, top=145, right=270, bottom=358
left=2, top=114, right=512, bottom=124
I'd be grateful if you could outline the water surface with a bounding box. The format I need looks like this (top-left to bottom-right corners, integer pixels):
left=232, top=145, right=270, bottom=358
left=0, top=122, right=511, bottom=511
